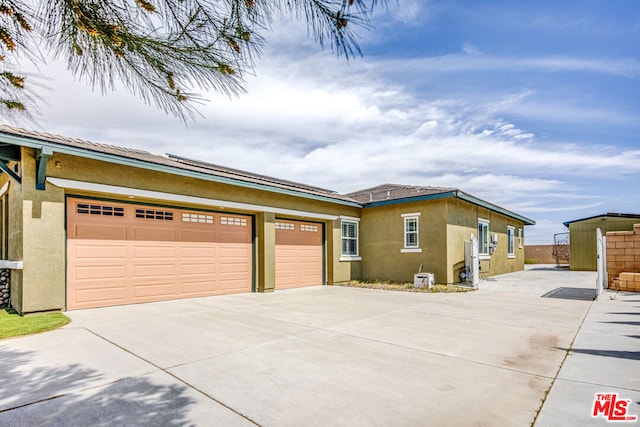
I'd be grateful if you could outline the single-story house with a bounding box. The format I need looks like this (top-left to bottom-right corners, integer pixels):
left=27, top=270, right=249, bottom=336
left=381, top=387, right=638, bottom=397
left=0, top=126, right=535, bottom=314
left=563, top=213, right=640, bottom=271
left=349, top=185, right=534, bottom=284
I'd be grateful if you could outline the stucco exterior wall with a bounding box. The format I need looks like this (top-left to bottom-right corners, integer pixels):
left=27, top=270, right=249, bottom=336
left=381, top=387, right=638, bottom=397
left=330, top=219, right=360, bottom=283
left=14, top=148, right=66, bottom=313
left=3, top=143, right=531, bottom=311
left=445, top=198, right=477, bottom=284
left=359, top=199, right=448, bottom=283
left=445, top=198, right=525, bottom=283
left=48, top=154, right=360, bottom=218
left=11, top=151, right=361, bottom=312
left=357, top=197, right=526, bottom=284
left=569, top=217, right=640, bottom=271
left=480, top=206, right=525, bottom=276
left=0, top=172, right=22, bottom=310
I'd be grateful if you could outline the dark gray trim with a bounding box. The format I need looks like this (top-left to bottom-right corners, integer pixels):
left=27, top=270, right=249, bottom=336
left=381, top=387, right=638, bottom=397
left=0, top=161, right=20, bottom=185
left=36, top=147, right=52, bottom=190
left=455, top=191, right=536, bottom=225
left=362, top=191, right=458, bottom=208
left=563, top=213, right=640, bottom=227
left=362, top=190, right=536, bottom=226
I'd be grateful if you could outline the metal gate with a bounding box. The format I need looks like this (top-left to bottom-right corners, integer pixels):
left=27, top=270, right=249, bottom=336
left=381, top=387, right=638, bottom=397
left=596, top=228, right=607, bottom=297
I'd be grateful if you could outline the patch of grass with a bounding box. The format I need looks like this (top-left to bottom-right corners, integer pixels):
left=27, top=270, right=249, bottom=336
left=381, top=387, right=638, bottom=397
left=0, top=308, right=70, bottom=340
left=525, top=259, right=538, bottom=264
left=330, top=280, right=473, bottom=293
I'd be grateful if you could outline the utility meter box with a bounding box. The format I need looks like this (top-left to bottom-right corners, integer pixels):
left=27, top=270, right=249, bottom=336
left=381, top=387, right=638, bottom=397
left=414, top=273, right=434, bottom=289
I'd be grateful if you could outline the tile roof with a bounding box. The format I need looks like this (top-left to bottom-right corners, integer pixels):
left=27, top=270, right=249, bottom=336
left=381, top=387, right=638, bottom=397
left=0, top=125, right=536, bottom=224
left=347, top=184, right=458, bottom=204
left=0, top=125, right=357, bottom=204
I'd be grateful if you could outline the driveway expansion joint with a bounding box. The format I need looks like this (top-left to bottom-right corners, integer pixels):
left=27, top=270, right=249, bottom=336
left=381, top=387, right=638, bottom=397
left=83, top=327, right=261, bottom=426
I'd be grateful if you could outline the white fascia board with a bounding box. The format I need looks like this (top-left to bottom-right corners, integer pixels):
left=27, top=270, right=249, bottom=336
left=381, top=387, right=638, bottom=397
left=46, top=177, right=339, bottom=221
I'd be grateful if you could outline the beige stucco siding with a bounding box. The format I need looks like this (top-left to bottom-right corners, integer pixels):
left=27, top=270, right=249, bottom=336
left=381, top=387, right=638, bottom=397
left=359, top=199, right=448, bottom=283
left=9, top=150, right=360, bottom=312
left=569, top=217, right=640, bottom=271
left=47, top=154, right=360, bottom=218
left=4, top=144, right=530, bottom=312
left=445, top=198, right=478, bottom=284
left=330, top=220, right=361, bottom=283
left=12, top=148, right=66, bottom=313
left=359, top=197, right=526, bottom=284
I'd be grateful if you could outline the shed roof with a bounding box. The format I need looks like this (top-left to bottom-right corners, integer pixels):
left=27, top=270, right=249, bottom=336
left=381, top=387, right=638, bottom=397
left=563, top=213, right=640, bottom=227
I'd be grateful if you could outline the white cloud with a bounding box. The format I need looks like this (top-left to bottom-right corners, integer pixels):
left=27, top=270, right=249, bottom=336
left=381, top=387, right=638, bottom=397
left=462, top=42, right=479, bottom=55
left=378, top=54, right=640, bottom=78
left=388, top=1, right=428, bottom=25
left=9, top=28, right=640, bottom=247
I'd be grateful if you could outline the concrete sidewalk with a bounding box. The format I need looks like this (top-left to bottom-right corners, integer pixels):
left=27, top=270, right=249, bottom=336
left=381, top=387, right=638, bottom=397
left=535, top=288, right=640, bottom=426
left=1, top=267, right=634, bottom=426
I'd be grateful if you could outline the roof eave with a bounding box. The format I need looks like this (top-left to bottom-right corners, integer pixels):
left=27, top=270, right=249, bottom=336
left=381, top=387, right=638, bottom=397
left=455, top=192, right=536, bottom=225
left=0, top=131, right=361, bottom=208
left=563, top=212, right=640, bottom=227
left=362, top=191, right=459, bottom=208
left=363, top=190, right=536, bottom=225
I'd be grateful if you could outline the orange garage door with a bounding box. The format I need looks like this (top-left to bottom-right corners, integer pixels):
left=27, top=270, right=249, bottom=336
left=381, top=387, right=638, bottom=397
left=66, top=198, right=253, bottom=310
left=275, top=220, right=323, bottom=289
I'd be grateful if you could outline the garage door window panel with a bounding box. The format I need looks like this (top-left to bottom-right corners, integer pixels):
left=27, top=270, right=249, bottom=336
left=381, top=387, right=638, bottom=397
left=77, top=203, right=124, bottom=217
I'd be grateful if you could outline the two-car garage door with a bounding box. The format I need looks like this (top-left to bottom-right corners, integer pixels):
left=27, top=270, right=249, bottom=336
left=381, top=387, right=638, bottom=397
left=66, top=198, right=325, bottom=310
left=66, top=198, right=253, bottom=310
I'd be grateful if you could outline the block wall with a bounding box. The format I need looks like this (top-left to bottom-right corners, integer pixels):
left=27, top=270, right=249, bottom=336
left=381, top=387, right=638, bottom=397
left=606, top=224, right=640, bottom=290
left=525, top=245, right=568, bottom=264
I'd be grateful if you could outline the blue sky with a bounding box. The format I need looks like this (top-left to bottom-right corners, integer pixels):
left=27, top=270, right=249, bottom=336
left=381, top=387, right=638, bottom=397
left=14, top=0, right=640, bottom=244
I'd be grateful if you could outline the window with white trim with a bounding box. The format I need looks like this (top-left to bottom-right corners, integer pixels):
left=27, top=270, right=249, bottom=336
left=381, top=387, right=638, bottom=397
left=341, top=220, right=358, bottom=256
left=507, top=226, right=515, bottom=257
left=404, top=217, right=419, bottom=248
left=400, top=212, right=422, bottom=253
left=478, top=219, right=490, bottom=256
left=518, top=228, right=523, bottom=248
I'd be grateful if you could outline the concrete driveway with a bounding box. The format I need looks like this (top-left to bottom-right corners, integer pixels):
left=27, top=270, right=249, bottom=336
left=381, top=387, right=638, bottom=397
left=0, top=267, right=614, bottom=426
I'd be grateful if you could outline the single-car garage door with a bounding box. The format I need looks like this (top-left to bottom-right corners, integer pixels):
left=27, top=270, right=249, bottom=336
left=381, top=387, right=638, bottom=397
left=66, top=198, right=253, bottom=310
left=275, top=220, right=323, bottom=289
